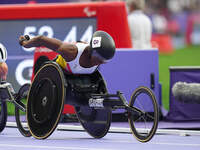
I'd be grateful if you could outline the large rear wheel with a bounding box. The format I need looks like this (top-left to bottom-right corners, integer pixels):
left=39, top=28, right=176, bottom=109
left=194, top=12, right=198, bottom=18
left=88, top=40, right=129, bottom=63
left=27, top=62, right=65, bottom=139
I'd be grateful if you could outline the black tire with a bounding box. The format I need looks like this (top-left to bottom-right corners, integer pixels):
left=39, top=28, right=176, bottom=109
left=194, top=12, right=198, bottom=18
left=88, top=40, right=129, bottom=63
left=27, top=62, right=65, bottom=139
left=15, top=83, right=31, bottom=137
left=128, top=86, right=159, bottom=142
left=75, top=70, right=112, bottom=139
left=0, top=100, right=7, bottom=133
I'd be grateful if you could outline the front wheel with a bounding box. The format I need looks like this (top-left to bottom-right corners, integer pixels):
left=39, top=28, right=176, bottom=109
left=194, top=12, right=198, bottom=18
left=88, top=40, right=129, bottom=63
left=128, top=86, right=159, bottom=142
left=15, top=83, right=31, bottom=137
left=0, top=100, right=7, bottom=133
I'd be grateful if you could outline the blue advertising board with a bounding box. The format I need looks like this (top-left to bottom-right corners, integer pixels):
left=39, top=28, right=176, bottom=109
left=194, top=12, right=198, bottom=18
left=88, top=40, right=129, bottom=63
left=100, top=49, right=160, bottom=113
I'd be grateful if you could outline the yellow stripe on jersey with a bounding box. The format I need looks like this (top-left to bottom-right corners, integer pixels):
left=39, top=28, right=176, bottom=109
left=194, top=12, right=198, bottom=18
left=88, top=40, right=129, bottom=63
left=56, top=55, right=67, bottom=69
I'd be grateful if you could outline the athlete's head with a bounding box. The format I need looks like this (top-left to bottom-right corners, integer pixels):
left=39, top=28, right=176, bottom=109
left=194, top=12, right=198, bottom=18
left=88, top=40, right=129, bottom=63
left=0, top=43, right=7, bottom=63
left=90, top=30, right=116, bottom=64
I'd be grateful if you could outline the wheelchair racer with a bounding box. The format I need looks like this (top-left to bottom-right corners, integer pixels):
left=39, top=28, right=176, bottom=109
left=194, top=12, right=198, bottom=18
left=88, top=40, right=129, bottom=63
left=0, top=43, right=8, bottom=80
left=19, top=30, right=116, bottom=74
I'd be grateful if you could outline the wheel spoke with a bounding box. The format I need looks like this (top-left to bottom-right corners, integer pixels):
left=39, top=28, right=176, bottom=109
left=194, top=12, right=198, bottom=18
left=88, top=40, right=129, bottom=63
left=145, top=113, right=155, bottom=120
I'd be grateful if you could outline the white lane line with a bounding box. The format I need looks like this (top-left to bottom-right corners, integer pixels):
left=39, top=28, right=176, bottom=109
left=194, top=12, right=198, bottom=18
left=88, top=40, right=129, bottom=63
left=0, top=144, right=114, bottom=150
left=151, top=142, right=200, bottom=147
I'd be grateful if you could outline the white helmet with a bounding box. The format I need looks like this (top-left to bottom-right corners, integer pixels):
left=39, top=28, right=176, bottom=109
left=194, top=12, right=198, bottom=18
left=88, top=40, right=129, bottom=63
left=0, top=43, right=7, bottom=62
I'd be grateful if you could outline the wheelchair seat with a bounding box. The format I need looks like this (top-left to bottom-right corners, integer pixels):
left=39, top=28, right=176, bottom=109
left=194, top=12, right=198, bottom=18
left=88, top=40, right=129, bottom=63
left=64, top=72, right=105, bottom=103
left=66, top=75, right=99, bottom=92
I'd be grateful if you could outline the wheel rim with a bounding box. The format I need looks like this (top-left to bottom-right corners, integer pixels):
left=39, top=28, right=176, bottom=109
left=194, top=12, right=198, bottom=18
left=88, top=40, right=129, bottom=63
left=128, top=87, right=159, bottom=142
left=15, top=98, right=31, bottom=137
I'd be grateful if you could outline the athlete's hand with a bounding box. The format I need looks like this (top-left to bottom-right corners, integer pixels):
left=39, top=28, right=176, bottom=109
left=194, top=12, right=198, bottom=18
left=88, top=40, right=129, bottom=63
left=19, top=35, right=30, bottom=47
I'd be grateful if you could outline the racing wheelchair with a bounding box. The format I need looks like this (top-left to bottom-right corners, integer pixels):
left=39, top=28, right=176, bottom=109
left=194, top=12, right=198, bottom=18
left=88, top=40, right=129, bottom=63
left=0, top=80, right=31, bottom=137
left=27, top=61, right=159, bottom=142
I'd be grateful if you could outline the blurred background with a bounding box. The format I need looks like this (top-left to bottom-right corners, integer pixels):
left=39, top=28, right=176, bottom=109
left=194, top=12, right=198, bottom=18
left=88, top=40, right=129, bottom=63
left=1, top=0, right=200, bottom=50
left=1, top=0, right=200, bottom=121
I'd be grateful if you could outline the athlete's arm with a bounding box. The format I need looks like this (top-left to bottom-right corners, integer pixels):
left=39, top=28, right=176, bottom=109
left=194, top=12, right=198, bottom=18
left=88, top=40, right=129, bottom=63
left=19, top=35, right=77, bottom=61
left=0, top=62, right=8, bottom=80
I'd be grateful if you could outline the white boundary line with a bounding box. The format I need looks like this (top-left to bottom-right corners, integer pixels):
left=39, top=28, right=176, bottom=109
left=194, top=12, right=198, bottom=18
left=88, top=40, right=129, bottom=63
left=6, top=122, right=200, bottom=136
